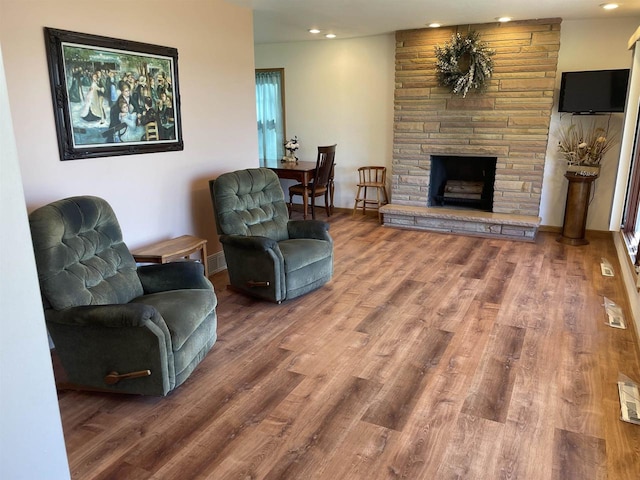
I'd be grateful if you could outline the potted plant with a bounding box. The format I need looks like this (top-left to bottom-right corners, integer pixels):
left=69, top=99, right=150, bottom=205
left=555, top=120, right=618, bottom=245
left=557, top=121, right=617, bottom=176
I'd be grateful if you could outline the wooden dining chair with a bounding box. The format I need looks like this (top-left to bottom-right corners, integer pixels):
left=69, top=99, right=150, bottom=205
left=288, top=145, right=337, bottom=219
left=353, top=166, right=388, bottom=223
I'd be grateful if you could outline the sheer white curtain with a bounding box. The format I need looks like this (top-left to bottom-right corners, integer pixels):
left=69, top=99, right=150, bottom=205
left=256, top=70, right=284, bottom=163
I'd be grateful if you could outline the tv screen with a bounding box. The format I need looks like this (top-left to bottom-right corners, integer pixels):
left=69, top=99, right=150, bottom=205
left=558, top=69, right=630, bottom=113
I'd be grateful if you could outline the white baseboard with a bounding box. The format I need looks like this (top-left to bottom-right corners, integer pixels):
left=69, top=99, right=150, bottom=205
left=207, top=251, right=227, bottom=274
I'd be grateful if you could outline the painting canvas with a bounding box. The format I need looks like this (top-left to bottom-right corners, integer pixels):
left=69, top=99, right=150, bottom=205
left=44, top=28, right=183, bottom=160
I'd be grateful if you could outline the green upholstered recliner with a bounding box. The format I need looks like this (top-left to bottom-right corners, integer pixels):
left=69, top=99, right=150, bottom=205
left=28, top=196, right=217, bottom=396
left=209, top=168, right=333, bottom=303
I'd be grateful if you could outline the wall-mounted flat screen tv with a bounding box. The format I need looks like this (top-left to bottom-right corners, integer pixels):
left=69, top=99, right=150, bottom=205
left=558, top=69, right=630, bottom=114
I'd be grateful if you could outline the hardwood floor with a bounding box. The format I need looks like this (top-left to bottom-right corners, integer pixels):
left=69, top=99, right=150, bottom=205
left=56, top=212, right=640, bottom=479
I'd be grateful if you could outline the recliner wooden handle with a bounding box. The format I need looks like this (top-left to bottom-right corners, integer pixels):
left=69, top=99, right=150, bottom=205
left=247, top=280, right=270, bottom=287
left=104, top=370, right=151, bottom=385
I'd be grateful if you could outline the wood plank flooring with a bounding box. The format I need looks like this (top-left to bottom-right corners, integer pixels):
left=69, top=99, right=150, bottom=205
left=55, top=212, right=640, bottom=479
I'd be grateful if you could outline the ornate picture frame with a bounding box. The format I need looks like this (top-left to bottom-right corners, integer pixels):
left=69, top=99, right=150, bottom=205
left=44, top=27, right=184, bottom=161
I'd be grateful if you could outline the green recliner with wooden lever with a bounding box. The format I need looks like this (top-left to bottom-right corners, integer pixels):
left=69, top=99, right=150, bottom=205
left=209, top=168, right=333, bottom=303
left=28, top=196, right=217, bottom=396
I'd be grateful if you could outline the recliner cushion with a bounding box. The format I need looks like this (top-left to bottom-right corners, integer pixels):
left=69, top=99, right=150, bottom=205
left=131, top=289, right=217, bottom=351
left=278, top=238, right=333, bottom=273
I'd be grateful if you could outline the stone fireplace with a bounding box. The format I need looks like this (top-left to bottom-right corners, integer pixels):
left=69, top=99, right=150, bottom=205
left=380, top=19, right=561, bottom=241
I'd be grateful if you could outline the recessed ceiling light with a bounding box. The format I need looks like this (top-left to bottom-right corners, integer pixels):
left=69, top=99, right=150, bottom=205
left=325, top=33, right=336, bottom=39
left=496, top=16, right=512, bottom=22
left=428, top=23, right=441, bottom=28
left=309, top=29, right=321, bottom=34
left=600, top=3, right=620, bottom=10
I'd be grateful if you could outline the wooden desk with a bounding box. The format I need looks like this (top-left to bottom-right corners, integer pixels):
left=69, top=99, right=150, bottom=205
left=263, top=159, right=335, bottom=219
left=131, top=235, right=209, bottom=277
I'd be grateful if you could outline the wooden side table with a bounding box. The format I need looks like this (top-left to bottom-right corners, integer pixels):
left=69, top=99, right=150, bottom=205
left=131, top=235, right=209, bottom=277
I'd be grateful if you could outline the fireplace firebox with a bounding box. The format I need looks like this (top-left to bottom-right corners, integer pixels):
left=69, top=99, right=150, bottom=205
left=428, top=155, right=497, bottom=212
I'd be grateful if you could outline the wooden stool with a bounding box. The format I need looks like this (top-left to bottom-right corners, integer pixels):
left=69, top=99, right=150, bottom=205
left=353, top=166, right=388, bottom=223
left=131, top=235, right=209, bottom=276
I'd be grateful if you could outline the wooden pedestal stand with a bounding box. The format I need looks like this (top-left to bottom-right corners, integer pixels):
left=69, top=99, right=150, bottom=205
left=557, top=171, right=598, bottom=246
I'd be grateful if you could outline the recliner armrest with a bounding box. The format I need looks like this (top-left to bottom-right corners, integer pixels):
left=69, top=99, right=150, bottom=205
left=45, top=303, right=160, bottom=328
left=288, top=220, right=331, bottom=241
left=219, top=234, right=279, bottom=251
left=137, top=262, right=212, bottom=294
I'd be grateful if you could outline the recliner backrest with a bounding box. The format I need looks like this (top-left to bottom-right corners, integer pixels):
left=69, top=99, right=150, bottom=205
left=211, top=168, right=290, bottom=241
left=29, top=196, right=143, bottom=310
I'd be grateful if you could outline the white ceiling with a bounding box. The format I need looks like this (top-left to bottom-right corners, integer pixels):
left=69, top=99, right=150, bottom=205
left=225, top=0, right=640, bottom=44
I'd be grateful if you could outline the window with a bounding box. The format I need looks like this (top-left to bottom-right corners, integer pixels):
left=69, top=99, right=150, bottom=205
left=621, top=106, right=640, bottom=265
left=256, top=69, right=285, bottom=163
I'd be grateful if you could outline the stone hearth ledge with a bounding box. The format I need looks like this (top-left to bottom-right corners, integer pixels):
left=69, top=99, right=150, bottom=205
left=379, top=204, right=540, bottom=242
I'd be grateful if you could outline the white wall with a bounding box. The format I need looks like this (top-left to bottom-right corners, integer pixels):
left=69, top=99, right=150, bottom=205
left=611, top=29, right=640, bottom=230
left=0, top=0, right=258, bottom=252
left=541, top=17, right=640, bottom=230
left=255, top=34, right=396, bottom=208
left=614, top=32, right=640, bottom=344
left=0, top=0, right=258, bottom=475
left=0, top=45, right=70, bottom=480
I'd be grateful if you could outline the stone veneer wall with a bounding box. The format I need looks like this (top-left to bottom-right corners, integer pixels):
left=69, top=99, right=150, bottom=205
left=392, top=19, right=561, bottom=216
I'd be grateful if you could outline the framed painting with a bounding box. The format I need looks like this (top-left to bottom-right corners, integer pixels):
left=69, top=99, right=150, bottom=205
left=44, top=27, right=184, bottom=161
